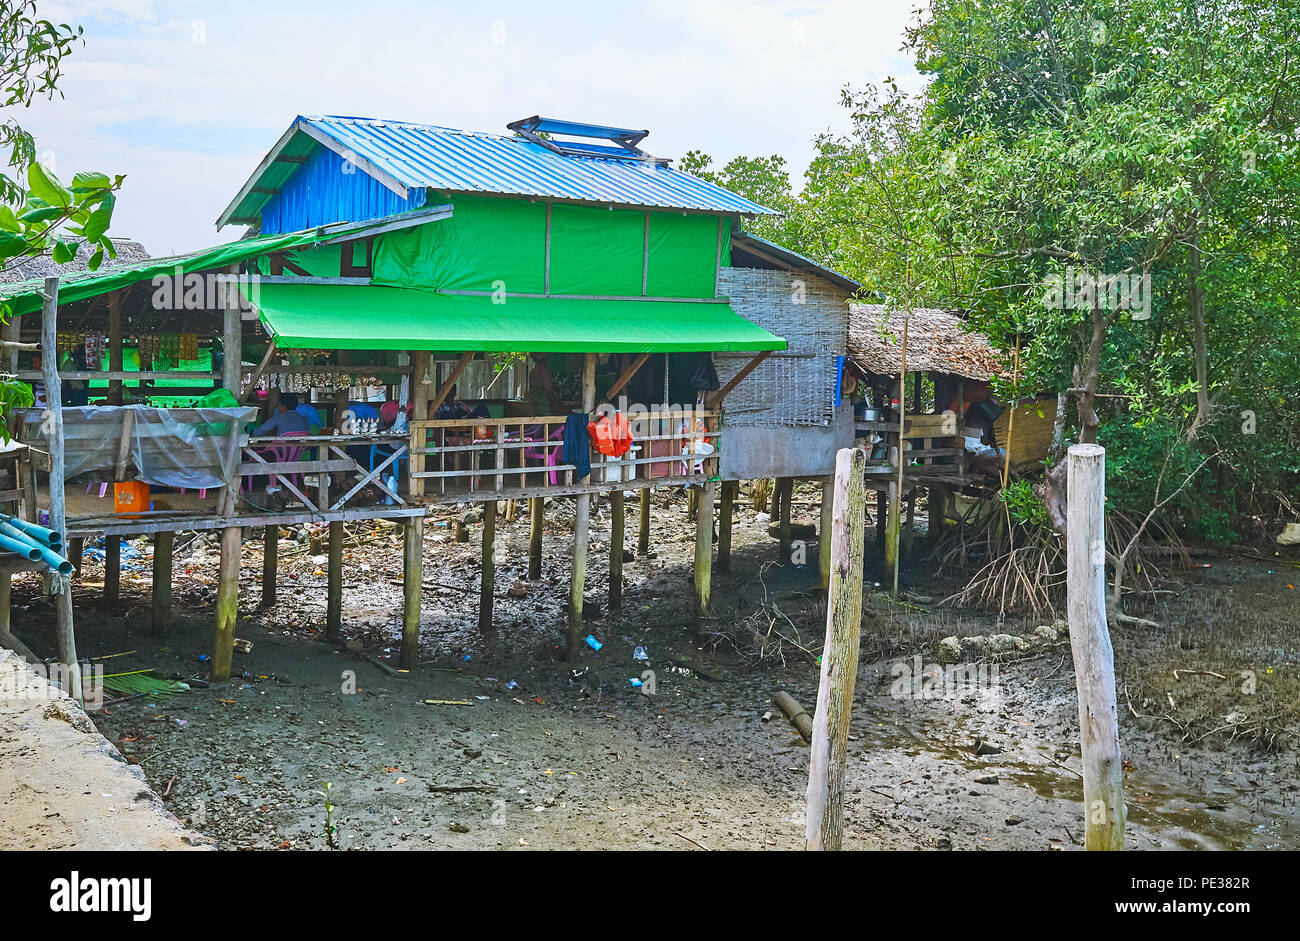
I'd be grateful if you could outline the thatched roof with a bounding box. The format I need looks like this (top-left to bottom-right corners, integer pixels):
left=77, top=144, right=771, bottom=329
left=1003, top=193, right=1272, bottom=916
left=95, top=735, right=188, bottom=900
left=847, top=304, right=1006, bottom=381
left=0, top=238, right=150, bottom=285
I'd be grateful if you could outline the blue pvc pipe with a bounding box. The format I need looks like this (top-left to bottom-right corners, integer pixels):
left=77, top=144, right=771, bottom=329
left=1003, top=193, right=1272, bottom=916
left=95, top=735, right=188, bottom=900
left=0, top=514, right=61, bottom=547
left=34, top=543, right=73, bottom=576
left=0, top=532, right=42, bottom=561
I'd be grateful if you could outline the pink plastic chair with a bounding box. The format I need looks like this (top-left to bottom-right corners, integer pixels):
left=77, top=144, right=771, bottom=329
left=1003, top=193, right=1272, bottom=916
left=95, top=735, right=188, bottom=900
left=243, top=430, right=310, bottom=494
left=522, top=425, right=565, bottom=485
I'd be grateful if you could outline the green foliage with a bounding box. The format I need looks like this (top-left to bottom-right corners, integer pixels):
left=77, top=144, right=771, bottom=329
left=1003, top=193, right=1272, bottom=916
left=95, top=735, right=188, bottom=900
left=1000, top=478, right=1050, bottom=529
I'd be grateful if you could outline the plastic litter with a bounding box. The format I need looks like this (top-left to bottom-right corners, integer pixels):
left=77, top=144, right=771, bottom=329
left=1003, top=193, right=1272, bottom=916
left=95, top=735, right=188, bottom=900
left=585, top=634, right=602, bottom=652
left=633, top=646, right=648, bottom=661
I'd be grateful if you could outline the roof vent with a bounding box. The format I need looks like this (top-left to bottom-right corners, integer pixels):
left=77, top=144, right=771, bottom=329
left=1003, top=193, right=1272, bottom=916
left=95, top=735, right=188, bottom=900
left=507, top=116, right=668, bottom=165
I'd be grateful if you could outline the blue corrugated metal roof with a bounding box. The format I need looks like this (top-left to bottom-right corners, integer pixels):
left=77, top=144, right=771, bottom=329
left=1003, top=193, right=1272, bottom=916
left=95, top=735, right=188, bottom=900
left=219, top=115, right=779, bottom=228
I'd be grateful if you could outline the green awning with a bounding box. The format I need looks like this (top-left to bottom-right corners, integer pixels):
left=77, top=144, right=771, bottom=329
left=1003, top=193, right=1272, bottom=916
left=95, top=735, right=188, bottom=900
left=246, top=283, right=786, bottom=353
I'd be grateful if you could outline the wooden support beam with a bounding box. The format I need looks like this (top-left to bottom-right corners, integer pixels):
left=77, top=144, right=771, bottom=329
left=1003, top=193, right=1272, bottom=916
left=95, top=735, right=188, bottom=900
left=707, top=350, right=772, bottom=407
left=409, top=352, right=431, bottom=498
left=41, top=277, right=78, bottom=699
left=528, top=497, right=544, bottom=580
left=567, top=352, right=597, bottom=660
left=151, top=531, right=172, bottom=634
left=262, top=526, right=277, bottom=606
left=212, top=526, right=240, bottom=682
left=479, top=500, right=495, bottom=631
left=429, top=351, right=474, bottom=415
left=241, top=341, right=279, bottom=402
left=805, top=447, right=867, bottom=851
left=1066, top=443, right=1127, bottom=851
left=884, top=480, right=900, bottom=595
left=222, top=264, right=242, bottom=395
left=717, top=480, right=735, bottom=573
left=819, top=475, right=834, bottom=591
left=401, top=516, right=423, bottom=668
left=68, top=537, right=83, bottom=572
left=776, top=476, right=793, bottom=561
left=609, top=490, right=624, bottom=609
left=928, top=486, right=948, bottom=546
left=692, top=480, right=715, bottom=636
left=107, top=291, right=123, bottom=405
left=604, top=351, right=650, bottom=402
left=326, top=520, right=343, bottom=640
left=637, top=487, right=651, bottom=557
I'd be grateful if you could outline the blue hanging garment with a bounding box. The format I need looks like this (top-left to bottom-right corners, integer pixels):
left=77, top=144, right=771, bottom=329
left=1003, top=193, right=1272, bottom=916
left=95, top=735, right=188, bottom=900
left=563, top=413, right=591, bottom=479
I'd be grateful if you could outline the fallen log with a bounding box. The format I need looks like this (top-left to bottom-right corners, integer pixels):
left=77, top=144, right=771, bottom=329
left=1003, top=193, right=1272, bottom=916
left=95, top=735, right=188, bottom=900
left=773, top=690, right=813, bottom=742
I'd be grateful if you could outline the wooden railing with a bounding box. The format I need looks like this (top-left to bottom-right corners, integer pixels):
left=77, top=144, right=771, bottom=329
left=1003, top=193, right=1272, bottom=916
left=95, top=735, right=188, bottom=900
left=857, top=412, right=972, bottom=484
left=240, top=433, right=408, bottom=512
left=407, top=410, right=720, bottom=501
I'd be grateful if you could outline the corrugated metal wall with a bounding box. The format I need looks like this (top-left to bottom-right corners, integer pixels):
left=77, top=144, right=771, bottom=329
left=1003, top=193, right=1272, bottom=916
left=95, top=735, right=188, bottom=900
left=260, top=144, right=427, bottom=234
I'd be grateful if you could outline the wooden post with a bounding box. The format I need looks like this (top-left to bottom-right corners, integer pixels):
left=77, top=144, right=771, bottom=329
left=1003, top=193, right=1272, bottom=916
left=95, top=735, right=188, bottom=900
left=212, top=526, right=240, bottom=682
left=692, top=481, right=715, bottom=634
left=107, top=291, right=123, bottom=405
left=566, top=353, right=596, bottom=660
left=479, top=500, right=495, bottom=631
left=104, top=535, right=121, bottom=606
left=717, top=480, right=735, bottom=573
left=409, top=352, right=431, bottom=497
left=753, top=477, right=771, bottom=513
left=528, top=497, right=544, bottom=579
left=819, top=475, right=834, bottom=591
left=68, top=537, right=83, bottom=572
left=222, top=264, right=242, bottom=395
left=326, top=520, right=343, bottom=640
left=41, top=278, right=79, bottom=701
left=928, top=486, right=947, bottom=546
left=609, top=490, right=624, bottom=609
left=261, top=525, right=277, bottom=606
left=637, top=487, right=651, bottom=556
left=151, top=531, right=172, bottom=634
left=401, top=516, right=423, bottom=668
left=776, top=476, right=793, bottom=560
left=806, top=447, right=867, bottom=851
left=1066, top=443, right=1127, bottom=851
left=884, top=480, right=900, bottom=593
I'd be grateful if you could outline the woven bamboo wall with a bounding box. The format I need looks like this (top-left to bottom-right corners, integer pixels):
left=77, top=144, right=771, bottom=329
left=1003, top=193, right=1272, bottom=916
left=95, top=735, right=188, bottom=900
left=715, top=267, right=849, bottom=427
left=993, top=396, right=1058, bottom=468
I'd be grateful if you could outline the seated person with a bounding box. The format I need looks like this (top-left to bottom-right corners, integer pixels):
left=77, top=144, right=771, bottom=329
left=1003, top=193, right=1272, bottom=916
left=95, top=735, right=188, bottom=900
left=253, top=392, right=310, bottom=437
left=435, top=384, right=474, bottom=420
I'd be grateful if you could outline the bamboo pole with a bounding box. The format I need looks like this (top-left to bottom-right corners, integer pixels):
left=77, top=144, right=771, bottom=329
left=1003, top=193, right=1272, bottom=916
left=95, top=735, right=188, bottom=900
left=528, top=496, right=544, bottom=579
left=41, top=277, right=79, bottom=701
left=401, top=516, right=423, bottom=668
left=637, top=487, right=651, bottom=556
left=326, top=520, right=343, bottom=640
left=717, top=479, right=735, bottom=572
left=212, top=526, right=240, bottom=682
left=151, top=531, right=172, bottom=634
left=1066, top=443, right=1127, bottom=850
left=891, top=312, right=911, bottom=599
left=479, top=499, right=495, bottom=631
left=222, top=264, right=242, bottom=395
left=566, top=353, right=596, bottom=660
left=261, top=525, right=277, bottom=606
left=806, top=447, right=867, bottom=851
left=692, top=480, right=715, bottom=636
left=609, top=490, right=624, bottom=609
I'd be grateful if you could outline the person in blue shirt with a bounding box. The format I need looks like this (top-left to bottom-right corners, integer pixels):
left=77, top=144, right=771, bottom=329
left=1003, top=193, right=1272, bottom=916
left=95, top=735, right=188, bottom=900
left=253, top=393, right=310, bottom=437
left=295, top=400, right=325, bottom=434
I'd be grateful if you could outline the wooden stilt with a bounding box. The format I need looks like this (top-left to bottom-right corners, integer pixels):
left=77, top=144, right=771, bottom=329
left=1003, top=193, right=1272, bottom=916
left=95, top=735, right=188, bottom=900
left=819, top=475, right=834, bottom=591
left=212, top=526, right=240, bottom=682
left=261, top=525, right=277, bottom=606
left=479, top=500, right=495, bottom=631
left=717, top=480, right=735, bottom=573
left=928, top=486, right=947, bottom=546
left=528, top=496, right=544, bottom=579
left=902, top=489, right=916, bottom=558
left=637, top=487, right=651, bottom=556
left=692, top=481, right=715, bottom=636
left=401, top=516, right=423, bottom=668
left=753, top=477, right=771, bottom=513
left=687, top=487, right=698, bottom=521
left=885, top=481, right=901, bottom=596
left=567, top=353, right=597, bottom=661
left=876, top=488, right=888, bottom=553
left=0, top=571, right=36, bottom=662
left=777, top=476, right=793, bottom=561
left=151, top=531, right=173, bottom=634
left=806, top=447, right=868, bottom=851
left=41, top=277, right=78, bottom=699
left=326, top=520, right=343, bottom=640
left=609, top=490, right=624, bottom=609
left=104, top=535, right=120, bottom=606
left=68, top=537, right=83, bottom=573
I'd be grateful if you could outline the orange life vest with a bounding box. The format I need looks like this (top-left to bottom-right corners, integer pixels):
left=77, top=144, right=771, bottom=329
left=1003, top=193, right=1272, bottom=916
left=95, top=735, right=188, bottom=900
left=588, top=411, right=634, bottom=458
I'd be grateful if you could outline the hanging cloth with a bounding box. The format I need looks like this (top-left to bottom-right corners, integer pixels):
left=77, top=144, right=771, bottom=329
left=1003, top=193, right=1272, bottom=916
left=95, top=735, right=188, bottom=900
left=563, top=413, right=591, bottom=479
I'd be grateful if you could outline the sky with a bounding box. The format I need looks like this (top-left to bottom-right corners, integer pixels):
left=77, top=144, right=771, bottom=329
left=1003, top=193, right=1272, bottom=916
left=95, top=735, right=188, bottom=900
left=20, top=0, right=924, bottom=256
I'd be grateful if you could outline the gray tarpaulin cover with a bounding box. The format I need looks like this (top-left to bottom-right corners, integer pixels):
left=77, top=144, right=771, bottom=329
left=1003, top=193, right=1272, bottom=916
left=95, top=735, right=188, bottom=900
left=25, top=405, right=257, bottom=490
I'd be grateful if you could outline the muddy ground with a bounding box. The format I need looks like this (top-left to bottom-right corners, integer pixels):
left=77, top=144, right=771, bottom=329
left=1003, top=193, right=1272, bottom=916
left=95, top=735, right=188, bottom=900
left=7, top=482, right=1299, bottom=850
